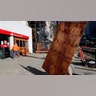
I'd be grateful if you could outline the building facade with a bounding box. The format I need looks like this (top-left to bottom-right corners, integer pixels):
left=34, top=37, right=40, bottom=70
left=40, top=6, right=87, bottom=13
left=27, top=21, right=58, bottom=53
left=0, top=21, right=33, bottom=54
left=45, top=21, right=58, bottom=41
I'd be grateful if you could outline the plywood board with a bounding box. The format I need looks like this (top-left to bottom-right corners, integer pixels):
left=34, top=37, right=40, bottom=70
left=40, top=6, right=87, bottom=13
left=42, top=22, right=87, bottom=75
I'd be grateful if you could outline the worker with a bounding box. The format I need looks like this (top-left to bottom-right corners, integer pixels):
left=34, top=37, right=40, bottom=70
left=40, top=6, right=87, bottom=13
left=12, top=43, right=20, bottom=58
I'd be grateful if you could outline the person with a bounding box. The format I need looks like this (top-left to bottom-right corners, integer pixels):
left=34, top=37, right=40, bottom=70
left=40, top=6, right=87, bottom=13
left=12, top=43, right=20, bottom=58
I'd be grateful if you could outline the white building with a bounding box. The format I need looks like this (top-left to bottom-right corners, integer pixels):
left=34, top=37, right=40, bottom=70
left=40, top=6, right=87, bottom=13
left=0, top=21, right=33, bottom=53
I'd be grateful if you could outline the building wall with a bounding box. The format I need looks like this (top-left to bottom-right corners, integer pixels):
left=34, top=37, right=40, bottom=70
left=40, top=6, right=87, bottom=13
left=20, top=21, right=28, bottom=26
left=0, top=21, right=33, bottom=53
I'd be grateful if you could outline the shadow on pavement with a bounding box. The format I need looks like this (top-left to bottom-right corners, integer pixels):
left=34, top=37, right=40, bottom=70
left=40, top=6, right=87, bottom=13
left=19, top=64, right=48, bottom=75
left=72, top=62, right=85, bottom=66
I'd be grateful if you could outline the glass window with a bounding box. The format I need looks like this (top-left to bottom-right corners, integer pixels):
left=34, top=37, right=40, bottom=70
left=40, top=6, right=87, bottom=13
left=25, top=41, right=28, bottom=47
left=20, top=40, right=22, bottom=47
left=15, top=38, right=28, bottom=48
left=23, top=41, right=25, bottom=47
left=16, top=40, right=19, bottom=46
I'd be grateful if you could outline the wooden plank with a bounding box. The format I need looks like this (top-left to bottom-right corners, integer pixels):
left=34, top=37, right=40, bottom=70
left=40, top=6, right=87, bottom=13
left=42, top=22, right=87, bottom=75
left=35, top=42, right=48, bottom=53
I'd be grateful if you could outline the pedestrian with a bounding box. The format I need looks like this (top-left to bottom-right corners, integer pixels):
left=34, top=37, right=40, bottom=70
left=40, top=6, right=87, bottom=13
left=12, top=43, right=20, bottom=58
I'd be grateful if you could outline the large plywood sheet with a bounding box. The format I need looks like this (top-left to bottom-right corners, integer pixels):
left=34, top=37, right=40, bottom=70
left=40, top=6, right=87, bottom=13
left=42, top=22, right=87, bottom=75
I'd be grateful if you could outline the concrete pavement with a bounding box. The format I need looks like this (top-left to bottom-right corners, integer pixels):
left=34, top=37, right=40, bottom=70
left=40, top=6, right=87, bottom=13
left=0, top=52, right=95, bottom=75
left=0, top=53, right=47, bottom=75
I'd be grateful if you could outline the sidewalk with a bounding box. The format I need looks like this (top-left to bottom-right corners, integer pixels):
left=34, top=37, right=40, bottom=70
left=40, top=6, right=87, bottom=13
left=0, top=53, right=48, bottom=75
left=26, top=53, right=47, bottom=59
left=1, top=52, right=95, bottom=75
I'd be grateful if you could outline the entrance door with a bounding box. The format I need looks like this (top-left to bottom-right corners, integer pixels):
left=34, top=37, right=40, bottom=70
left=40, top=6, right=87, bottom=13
left=14, top=37, right=29, bottom=55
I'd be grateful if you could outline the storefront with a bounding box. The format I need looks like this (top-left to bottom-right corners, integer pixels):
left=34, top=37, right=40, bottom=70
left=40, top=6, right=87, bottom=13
left=0, top=21, right=33, bottom=56
left=0, top=34, right=10, bottom=58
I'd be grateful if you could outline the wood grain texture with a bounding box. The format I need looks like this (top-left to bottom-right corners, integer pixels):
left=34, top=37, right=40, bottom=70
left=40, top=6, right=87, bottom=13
left=42, top=22, right=87, bottom=75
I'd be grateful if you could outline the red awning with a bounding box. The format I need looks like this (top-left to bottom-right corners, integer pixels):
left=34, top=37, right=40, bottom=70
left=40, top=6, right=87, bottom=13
left=0, top=29, right=29, bottom=39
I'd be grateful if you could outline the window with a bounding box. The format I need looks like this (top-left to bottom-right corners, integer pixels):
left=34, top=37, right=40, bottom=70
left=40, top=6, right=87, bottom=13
left=20, top=40, right=22, bottom=47
left=15, top=38, right=28, bottom=47
left=23, top=41, right=25, bottom=47
left=16, top=40, right=19, bottom=46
